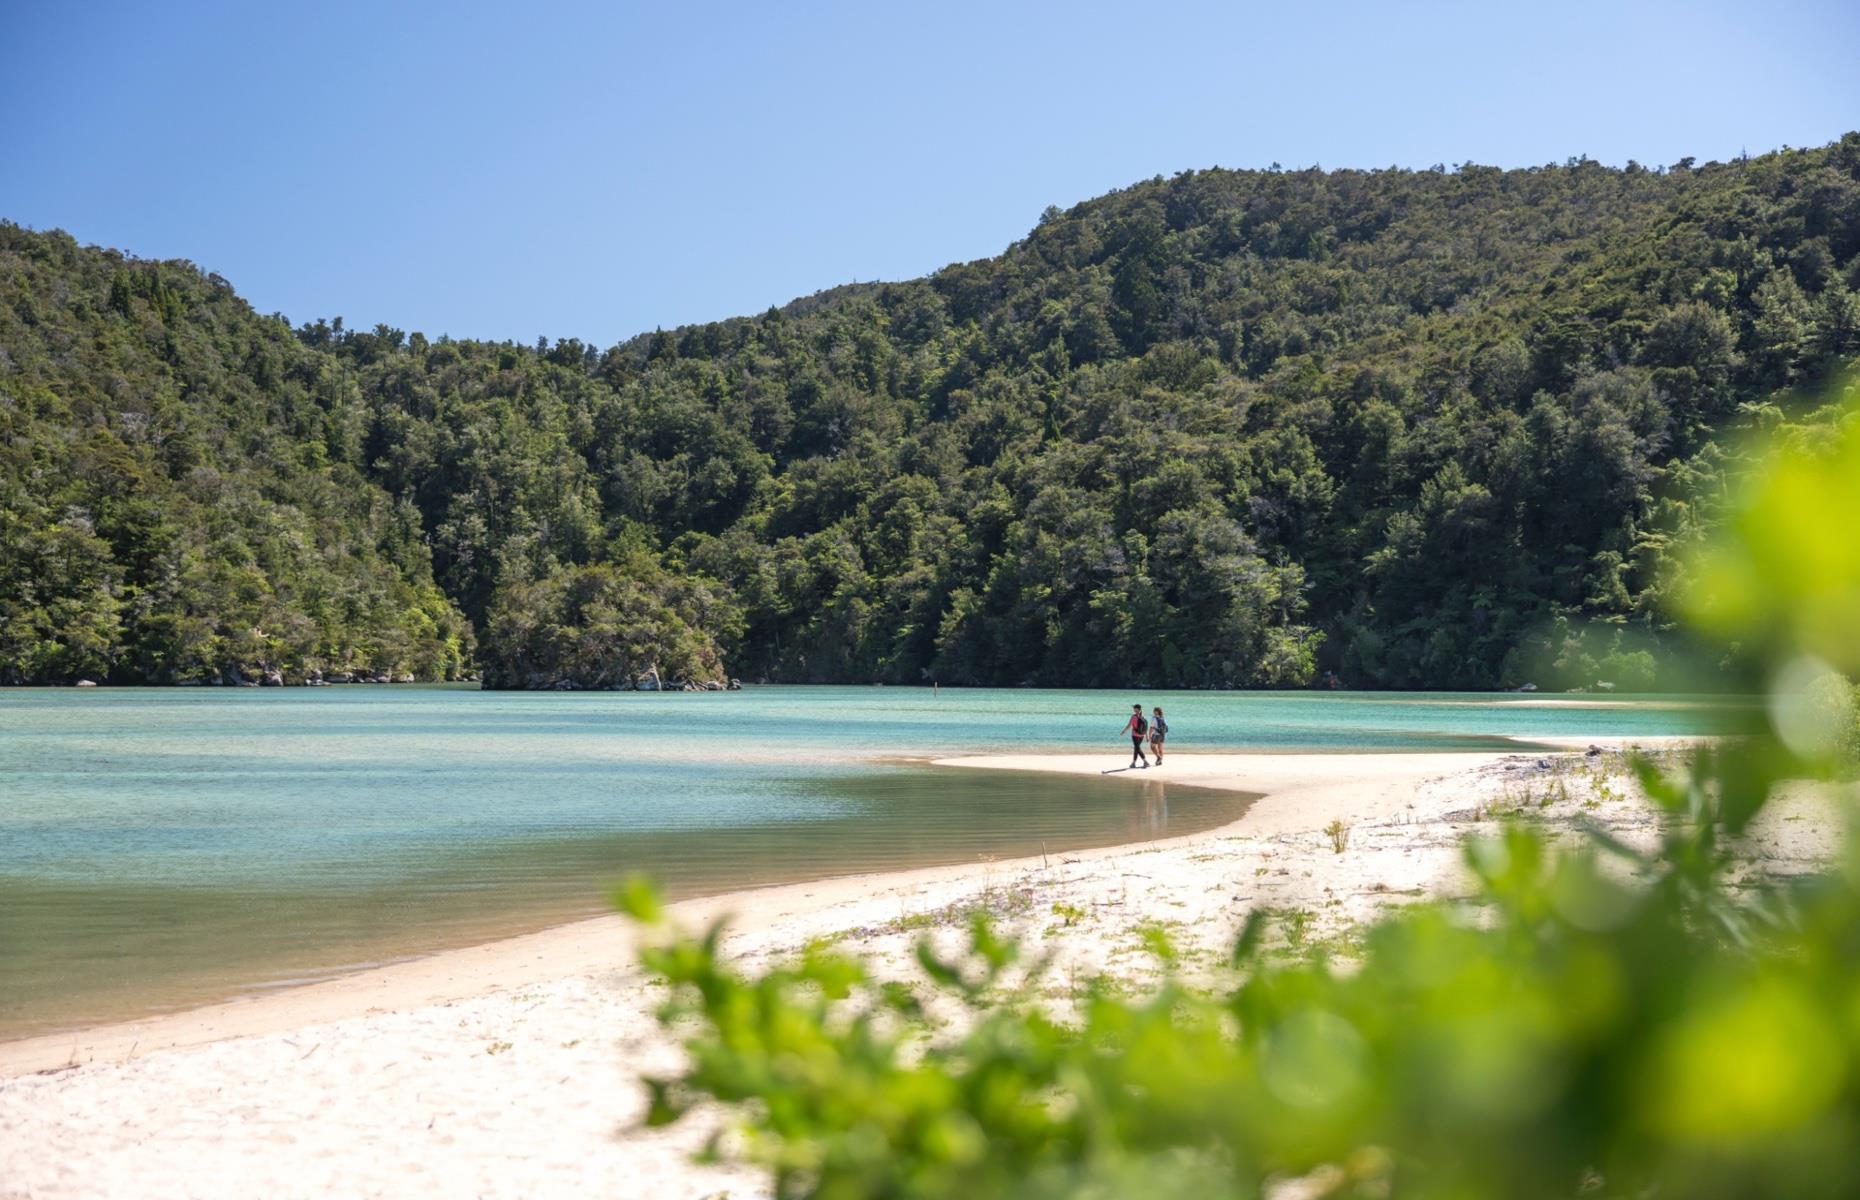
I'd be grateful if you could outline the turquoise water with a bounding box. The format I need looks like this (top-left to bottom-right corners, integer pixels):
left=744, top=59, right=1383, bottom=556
left=0, top=686, right=1736, bottom=1039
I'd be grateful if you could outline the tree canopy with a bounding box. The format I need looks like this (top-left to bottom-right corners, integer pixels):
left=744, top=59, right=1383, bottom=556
left=4, top=136, right=1858, bottom=687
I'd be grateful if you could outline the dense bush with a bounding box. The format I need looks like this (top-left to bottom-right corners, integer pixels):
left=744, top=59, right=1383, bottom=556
left=0, top=228, right=474, bottom=683
left=6, top=136, right=1860, bottom=686
left=477, top=560, right=737, bottom=689
left=622, top=384, right=1860, bottom=1198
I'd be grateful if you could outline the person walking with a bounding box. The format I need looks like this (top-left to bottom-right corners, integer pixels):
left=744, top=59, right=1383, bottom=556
left=1149, top=706, right=1168, bottom=764
left=1122, top=704, right=1150, bottom=768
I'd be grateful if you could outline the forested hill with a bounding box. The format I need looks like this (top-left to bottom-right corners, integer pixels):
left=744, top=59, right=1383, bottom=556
left=5, top=137, right=1859, bottom=690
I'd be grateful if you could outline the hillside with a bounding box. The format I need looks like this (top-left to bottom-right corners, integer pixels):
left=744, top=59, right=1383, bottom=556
left=4, top=136, right=1858, bottom=688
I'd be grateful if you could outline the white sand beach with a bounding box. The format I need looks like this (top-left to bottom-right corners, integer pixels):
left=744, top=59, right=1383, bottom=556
left=0, top=741, right=1833, bottom=1199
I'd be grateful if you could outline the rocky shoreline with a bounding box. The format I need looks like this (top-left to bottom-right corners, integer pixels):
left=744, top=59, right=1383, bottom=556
left=64, top=667, right=446, bottom=689
left=477, top=665, right=742, bottom=692
left=56, top=665, right=746, bottom=691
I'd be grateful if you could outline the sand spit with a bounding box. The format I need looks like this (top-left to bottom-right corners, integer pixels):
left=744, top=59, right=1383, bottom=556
left=1, top=740, right=1836, bottom=1199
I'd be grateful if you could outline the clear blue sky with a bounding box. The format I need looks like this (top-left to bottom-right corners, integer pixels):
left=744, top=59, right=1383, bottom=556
left=4, top=0, right=1855, bottom=345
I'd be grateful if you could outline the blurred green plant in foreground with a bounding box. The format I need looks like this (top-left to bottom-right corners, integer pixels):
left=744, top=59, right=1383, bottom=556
left=622, top=382, right=1860, bottom=1199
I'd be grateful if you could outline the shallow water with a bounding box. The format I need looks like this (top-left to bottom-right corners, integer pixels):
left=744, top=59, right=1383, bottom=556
left=0, top=685, right=1737, bottom=1039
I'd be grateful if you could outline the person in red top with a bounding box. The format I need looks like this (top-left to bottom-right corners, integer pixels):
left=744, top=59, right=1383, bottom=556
left=1122, top=704, right=1150, bottom=768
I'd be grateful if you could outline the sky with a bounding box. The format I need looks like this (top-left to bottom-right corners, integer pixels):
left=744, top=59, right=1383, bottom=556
left=4, top=0, right=1855, bottom=346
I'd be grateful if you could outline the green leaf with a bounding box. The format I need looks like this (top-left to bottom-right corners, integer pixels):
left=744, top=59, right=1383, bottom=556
left=613, top=874, right=664, bottom=925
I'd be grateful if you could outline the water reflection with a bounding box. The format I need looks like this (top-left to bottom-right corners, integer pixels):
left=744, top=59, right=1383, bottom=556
left=1128, top=780, right=1170, bottom=839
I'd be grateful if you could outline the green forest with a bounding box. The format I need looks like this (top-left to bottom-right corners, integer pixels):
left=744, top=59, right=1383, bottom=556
left=4, top=136, right=1858, bottom=689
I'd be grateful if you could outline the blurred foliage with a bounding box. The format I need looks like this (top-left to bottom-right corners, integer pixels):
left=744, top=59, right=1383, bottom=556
left=6, top=136, right=1860, bottom=684
left=1683, top=374, right=1860, bottom=774
left=1683, top=376, right=1860, bottom=675
left=623, top=383, right=1860, bottom=1196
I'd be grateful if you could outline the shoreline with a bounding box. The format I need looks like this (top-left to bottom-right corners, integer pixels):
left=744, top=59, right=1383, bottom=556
left=0, top=765, right=1260, bottom=1068
left=0, top=739, right=1702, bottom=1079
left=8, top=738, right=1791, bottom=1198
left=0, top=745, right=1532, bottom=1079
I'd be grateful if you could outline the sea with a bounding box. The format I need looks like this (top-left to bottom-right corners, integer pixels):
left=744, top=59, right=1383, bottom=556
left=0, top=685, right=1739, bottom=1039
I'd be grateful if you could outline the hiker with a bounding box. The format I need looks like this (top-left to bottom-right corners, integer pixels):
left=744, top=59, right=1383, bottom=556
left=1122, top=704, right=1150, bottom=768
left=1149, top=706, right=1168, bottom=764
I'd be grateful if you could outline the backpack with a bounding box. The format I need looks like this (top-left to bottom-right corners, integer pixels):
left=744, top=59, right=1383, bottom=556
left=1135, top=715, right=1148, bottom=737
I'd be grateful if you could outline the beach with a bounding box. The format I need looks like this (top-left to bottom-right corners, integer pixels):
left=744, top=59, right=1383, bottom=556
left=1, top=740, right=1833, bottom=1199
